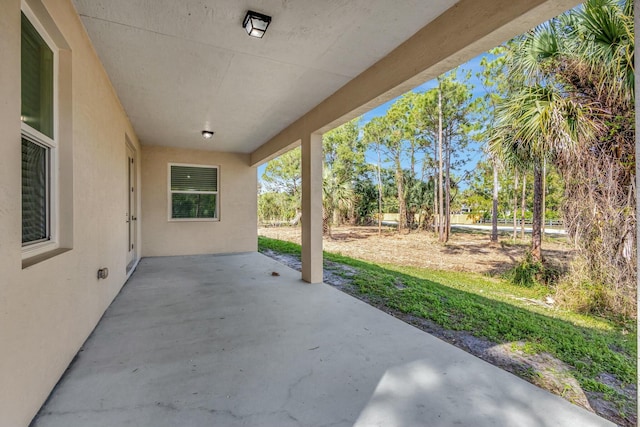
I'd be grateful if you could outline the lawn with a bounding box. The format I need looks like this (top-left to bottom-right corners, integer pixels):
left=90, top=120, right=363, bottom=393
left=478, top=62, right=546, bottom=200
left=258, top=235, right=637, bottom=425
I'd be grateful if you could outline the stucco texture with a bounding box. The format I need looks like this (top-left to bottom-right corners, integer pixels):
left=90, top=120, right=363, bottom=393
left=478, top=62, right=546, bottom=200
left=0, top=1, right=142, bottom=426
left=141, top=145, right=257, bottom=257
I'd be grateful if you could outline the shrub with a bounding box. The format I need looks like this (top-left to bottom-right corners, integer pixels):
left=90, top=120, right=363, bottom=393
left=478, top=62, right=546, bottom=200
left=504, top=251, right=560, bottom=288
left=555, top=257, right=636, bottom=321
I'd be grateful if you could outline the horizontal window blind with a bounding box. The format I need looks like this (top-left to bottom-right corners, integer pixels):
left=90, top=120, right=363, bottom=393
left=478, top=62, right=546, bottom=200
left=170, top=165, right=218, bottom=219
left=171, top=165, right=217, bottom=192
left=22, top=138, right=48, bottom=244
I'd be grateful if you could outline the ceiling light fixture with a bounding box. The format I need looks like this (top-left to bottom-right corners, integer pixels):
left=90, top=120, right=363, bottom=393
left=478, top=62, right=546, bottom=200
left=243, top=10, right=271, bottom=38
left=201, top=130, right=214, bottom=139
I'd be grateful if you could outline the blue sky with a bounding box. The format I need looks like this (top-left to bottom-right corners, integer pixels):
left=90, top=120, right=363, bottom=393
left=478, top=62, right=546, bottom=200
left=359, top=53, right=491, bottom=177
left=361, top=54, right=488, bottom=124
left=258, top=52, right=493, bottom=184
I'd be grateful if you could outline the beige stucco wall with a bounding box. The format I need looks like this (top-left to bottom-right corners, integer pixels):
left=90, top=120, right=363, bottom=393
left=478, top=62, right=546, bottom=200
left=0, top=1, right=143, bottom=426
left=141, top=146, right=257, bottom=257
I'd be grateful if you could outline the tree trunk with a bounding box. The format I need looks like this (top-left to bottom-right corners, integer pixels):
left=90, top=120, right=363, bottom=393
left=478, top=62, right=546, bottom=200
left=407, top=143, right=416, bottom=233
left=410, top=144, right=416, bottom=181
left=418, top=161, right=428, bottom=231
left=432, top=135, right=438, bottom=234
left=531, top=163, right=543, bottom=262
left=323, top=206, right=332, bottom=238
left=513, top=170, right=519, bottom=241
left=406, top=208, right=414, bottom=231
left=377, top=145, right=382, bottom=236
left=437, top=85, right=445, bottom=242
left=396, top=166, right=406, bottom=232
left=444, top=135, right=451, bottom=243
left=541, top=158, right=546, bottom=236
left=491, top=156, right=499, bottom=243
left=520, top=174, right=526, bottom=240
left=433, top=173, right=438, bottom=234
left=333, top=208, right=340, bottom=227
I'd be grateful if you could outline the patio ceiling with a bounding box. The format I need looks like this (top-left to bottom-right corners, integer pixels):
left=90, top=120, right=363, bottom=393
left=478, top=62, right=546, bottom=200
left=71, top=0, right=458, bottom=153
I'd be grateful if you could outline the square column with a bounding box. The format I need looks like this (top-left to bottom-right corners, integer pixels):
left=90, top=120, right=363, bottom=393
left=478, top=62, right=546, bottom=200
left=301, top=133, right=323, bottom=283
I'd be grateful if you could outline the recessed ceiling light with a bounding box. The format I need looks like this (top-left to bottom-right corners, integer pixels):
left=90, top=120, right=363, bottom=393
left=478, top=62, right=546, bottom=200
left=243, top=10, right=271, bottom=38
left=202, top=130, right=214, bottom=139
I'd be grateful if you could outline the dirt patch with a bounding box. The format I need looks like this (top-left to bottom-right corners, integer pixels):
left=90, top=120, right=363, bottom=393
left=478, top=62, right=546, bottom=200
left=261, top=249, right=360, bottom=292
left=259, top=225, right=572, bottom=275
left=260, top=248, right=635, bottom=427
left=585, top=374, right=637, bottom=427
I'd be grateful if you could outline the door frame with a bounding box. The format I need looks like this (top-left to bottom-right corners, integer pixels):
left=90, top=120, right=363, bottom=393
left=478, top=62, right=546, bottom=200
left=125, top=137, right=138, bottom=273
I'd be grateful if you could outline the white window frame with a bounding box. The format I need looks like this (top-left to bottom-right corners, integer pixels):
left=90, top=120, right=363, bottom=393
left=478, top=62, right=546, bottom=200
left=168, top=163, right=220, bottom=222
left=21, top=1, right=59, bottom=259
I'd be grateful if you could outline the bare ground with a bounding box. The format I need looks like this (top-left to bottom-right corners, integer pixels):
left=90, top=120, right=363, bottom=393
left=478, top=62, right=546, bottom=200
left=259, top=226, right=636, bottom=427
left=259, top=225, right=573, bottom=275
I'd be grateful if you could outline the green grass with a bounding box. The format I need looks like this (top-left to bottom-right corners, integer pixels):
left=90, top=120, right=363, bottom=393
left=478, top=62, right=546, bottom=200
left=259, top=236, right=637, bottom=396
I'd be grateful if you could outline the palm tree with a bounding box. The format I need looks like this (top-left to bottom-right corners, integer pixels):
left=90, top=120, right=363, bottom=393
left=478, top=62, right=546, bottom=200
left=565, top=0, right=634, bottom=106
left=322, top=167, right=354, bottom=238
left=490, top=153, right=500, bottom=243
left=550, top=0, right=635, bottom=314
left=490, top=0, right=629, bottom=264
left=492, top=83, right=597, bottom=261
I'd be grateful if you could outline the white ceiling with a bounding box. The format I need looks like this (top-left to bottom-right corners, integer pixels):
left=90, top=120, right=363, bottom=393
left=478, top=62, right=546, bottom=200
left=72, top=0, right=458, bottom=153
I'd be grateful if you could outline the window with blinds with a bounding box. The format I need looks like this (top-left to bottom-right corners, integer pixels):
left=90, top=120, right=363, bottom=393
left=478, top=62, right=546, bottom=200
left=22, top=137, right=49, bottom=243
left=169, top=164, right=219, bottom=220
left=21, top=10, right=56, bottom=247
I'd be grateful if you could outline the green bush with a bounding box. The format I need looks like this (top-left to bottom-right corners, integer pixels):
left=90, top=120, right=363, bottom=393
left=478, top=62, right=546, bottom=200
left=504, top=251, right=560, bottom=287
left=504, top=251, right=543, bottom=287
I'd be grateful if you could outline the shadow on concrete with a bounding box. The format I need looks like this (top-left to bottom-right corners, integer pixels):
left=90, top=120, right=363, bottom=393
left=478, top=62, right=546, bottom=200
left=32, top=253, right=620, bottom=427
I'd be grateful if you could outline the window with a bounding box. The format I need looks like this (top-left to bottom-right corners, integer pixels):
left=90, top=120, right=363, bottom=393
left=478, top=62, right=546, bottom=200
left=169, top=164, right=219, bottom=220
left=21, top=7, right=57, bottom=251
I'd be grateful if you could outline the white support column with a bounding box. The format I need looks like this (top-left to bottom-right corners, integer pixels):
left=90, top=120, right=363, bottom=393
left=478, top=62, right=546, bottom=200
left=301, top=132, right=323, bottom=283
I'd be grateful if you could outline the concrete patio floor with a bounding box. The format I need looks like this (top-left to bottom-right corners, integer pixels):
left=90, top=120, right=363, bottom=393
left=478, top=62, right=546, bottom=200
left=32, top=253, right=612, bottom=427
